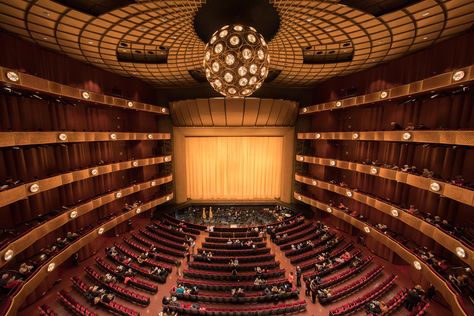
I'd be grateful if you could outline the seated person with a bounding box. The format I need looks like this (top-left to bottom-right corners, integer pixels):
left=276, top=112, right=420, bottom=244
left=66, top=231, right=79, bottom=240
left=0, top=273, right=23, bottom=290
left=18, top=262, right=34, bottom=276
left=137, top=252, right=148, bottom=264
left=175, top=284, right=185, bottom=294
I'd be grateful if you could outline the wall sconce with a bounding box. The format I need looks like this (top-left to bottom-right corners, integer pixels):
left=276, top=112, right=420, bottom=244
left=47, top=262, right=55, bottom=272
left=90, top=168, right=98, bottom=176
left=364, top=226, right=370, bottom=233
left=127, top=101, right=134, bottom=108
left=390, top=209, right=399, bottom=217
left=70, top=210, right=78, bottom=219
left=402, top=132, right=412, bottom=140
left=29, top=183, right=40, bottom=193
left=6, top=71, right=19, bottom=82
left=115, top=191, right=122, bottom=198
left=380, top=91, right=388, bottom=99
left=81, top=91, right=90, bottom=99
left=4, top=249, right=14, bottom=261
left=430, top=182, right=441, bottom=192
left=98, top=227, right=105, bottom=235
left=413, top=260, right=422, bottom=270
left=455, top=247, right=466, bottom=259
left=110, top=133, right=117, bottom=140
left=452, top=70, right=465, bottom=81
left=58, top=133, right=67, bottom=141
left=370, top=167, right=378, bottom=175
left=335, top=101, right=342, bottom=107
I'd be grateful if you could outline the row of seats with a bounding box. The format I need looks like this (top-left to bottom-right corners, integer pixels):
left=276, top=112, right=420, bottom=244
left=138, top=229, right=186, bottom=251
left=114, top=241, right=174, bottom=268
left=329, top=275, right=398, bottom=315
left=290, top=237, right=345, bottom=264
left=170, top=289, right=298, bottom=304
left=107, top=252, right=167, bottom=283
left=166, top=300, right=306, bottom=316
left=189, top=259, right=279, bottom=271
left=201, top=241, right=266, bottom=249
left=317, top=256, right=374, bottom=289
left=128, top=234, right=184, bottom=257
left=197, top=247, right=270, bottom=256
left=122, top=238, right=178, bottom=266
left=205, top=236, right=263, bottom=243
left=366, top=288, right=408, bottom=316
left=95, top=257, right=158, bottom=293
left=193, top=253, right=275, bottom=264
left=84, top=266, right=150, bottom=306
left=303, top=249, right=363, bottom=278
left=163, top=214, right=207, bottom=231
left=37, top=303, right=58, bottom=316
left=280, top=230, right=327, bottom=251
left=144, top=225, right=188, bottom=244
left=274, top=224, right=318, bottom=245
left=71, top=276, right=140, bottom=316
left=58, top=289, right=97, bottom=316
left=161, top=218, right=202, bottom=235
left=209, top=230, right=259, bottom=238
left=300, top=245, right=358, bottom=273
left=319, top=265, right=384, bottom=304
left=183, top=268, right=286, bottom=281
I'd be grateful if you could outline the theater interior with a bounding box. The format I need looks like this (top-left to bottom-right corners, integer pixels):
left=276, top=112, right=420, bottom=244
left=0, top=0, right=473, bottom=315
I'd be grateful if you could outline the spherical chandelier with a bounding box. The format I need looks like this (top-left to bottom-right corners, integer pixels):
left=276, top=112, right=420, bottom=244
left=203, top=24, right=270, bottom=97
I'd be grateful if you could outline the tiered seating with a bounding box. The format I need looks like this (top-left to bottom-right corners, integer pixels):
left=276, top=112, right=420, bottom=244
left=37, top=303, right=58, bottom=316
left=281, top=230, right=328, bottom=253
left=193, top=253, right=275, bottom=263
left=163, top=213, right=207, bottom=231
left=317, top=256, right=374, bottom=289
left=329, top=275, right=398, bottom=315
left=166, top=222, right=306, bottom=314
left=410, top=302, right=430, bottom=316
left=201, top=241, right=267, bottom=249
left=205, top=236, right=263, bottom=243
left=301, top=246, right=360, bottom=274
left=209, top=230, right=259, bottom=238
left=137, top=229, right=186, bottom=251
left=176, top=277, right=290, bottom=291
left=274, top=223, right=318, bottom=245
left=319, top=265, right=384, bottom=304
left=366, top=288, right=408, bottom=316
left=126, top=235, right=184, bottom=257
left=121, top=238, right=178, bottom=265
left=84, top=266, right=150, bottom=306
left=289, top=237, right=346, bottom=264
left=167, top=300, right=306, bottom=315
left=71, top=276, right=140, bottom=316
left=95, top=257, right=158, bottom=293
left=142, top=226, right=187, bottom=245
left=184, top=268, right=285, bottom=281
left=107, top=252, right=167, bottom=283
left=170, top=288, right=299, bottom=303
left=114, top=241, right=174, bottom=268
left=197, top=247, right=270, bottom=256
left=148, top=223, right=196, bottom=241
left=189, top=260, right=279, bottom=272
left=58, top=290, right=96, bottom=316
left=161, top=218, right=202, bottom=235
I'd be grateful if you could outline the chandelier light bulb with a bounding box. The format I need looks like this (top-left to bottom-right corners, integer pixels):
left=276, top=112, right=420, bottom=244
left=204, top=24, right=270, bottom=97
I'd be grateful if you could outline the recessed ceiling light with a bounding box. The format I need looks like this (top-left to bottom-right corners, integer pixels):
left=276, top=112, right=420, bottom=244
left=161, top=18, right=168, bottom=22
left=295, top=36, right=301, bottom=39
left=422, top=12, right=430, bottom=17
left=171, top=36, right=177, bottom=39
left=307, top=18, right=313, bottom=22
left=87, top=41, right=93, bottom=44
left=423, top=36, right=428, bottom=40
left=138, top=26, right=147, bottom=31
left=326, top=28, right=332, bottom=31
left=43, top=37, right=48, bottom=40
left=43, top=11, right=50, bottom=16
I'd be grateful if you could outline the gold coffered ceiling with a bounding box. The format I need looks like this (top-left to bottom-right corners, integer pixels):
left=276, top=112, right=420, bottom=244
left=0, top=0, right=473, bottom=88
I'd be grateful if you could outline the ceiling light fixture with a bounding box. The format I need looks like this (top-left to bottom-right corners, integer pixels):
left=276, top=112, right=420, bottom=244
left=204, top=24, right=270, bottom=97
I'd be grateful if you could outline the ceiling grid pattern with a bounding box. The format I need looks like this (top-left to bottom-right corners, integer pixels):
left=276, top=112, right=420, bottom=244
left=0, top=0, right=473, bottom=87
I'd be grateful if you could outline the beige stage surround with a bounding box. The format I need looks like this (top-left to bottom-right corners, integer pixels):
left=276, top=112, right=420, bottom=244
left=173, top=127, right=295, bottom=203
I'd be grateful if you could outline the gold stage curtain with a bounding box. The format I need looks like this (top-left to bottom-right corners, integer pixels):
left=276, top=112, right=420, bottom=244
left=185, top=136, right=283, bottom=200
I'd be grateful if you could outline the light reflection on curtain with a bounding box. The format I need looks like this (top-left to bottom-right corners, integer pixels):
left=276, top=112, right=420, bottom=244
left=185, top=137, right=283, bottom=200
